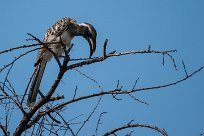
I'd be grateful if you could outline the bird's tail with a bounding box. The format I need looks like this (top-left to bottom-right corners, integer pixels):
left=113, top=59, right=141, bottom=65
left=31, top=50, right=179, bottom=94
left=27, top=60, right=47, bottom=107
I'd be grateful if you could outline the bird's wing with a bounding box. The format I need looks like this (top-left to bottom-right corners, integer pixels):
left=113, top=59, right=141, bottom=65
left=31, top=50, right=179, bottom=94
left=35, top=17, right=73, bottom=66
left=43, top=16, right=73, bottom=42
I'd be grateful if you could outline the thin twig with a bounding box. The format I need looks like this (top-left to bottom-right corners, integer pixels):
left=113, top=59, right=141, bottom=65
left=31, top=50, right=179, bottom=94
left=182, top=60, right=188, bottom=76
left=0, top=48, right=39, bottom=73
left=72, top=86, right=78, bottom=100
left=132, top=78, right=139, bottom=90
left=21, top=68, right=36, bottom=105
left=6, top=80, right=20, bottom=104
left=0, top=43, right=40, bottom=55
left=74, top=69, right=103, bottom=92
left=103, top=39, right=108, bottom=57
left=95, top=112, right=107, bottom=136
left=76, top=96, right=103, bottom=135
left=127, top=93, right=149, bottom=105
left=0, top=124, right=9, bottom=136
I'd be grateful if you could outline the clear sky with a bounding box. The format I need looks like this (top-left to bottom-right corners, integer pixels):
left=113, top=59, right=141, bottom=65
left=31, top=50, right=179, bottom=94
left=0, top=0, right=204, bottom=135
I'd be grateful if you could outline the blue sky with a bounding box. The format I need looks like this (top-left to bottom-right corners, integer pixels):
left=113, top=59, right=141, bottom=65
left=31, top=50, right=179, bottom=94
left=0, top=0, right=204, bottom=135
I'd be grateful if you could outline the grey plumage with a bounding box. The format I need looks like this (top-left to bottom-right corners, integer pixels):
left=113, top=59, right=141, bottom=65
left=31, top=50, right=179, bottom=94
left=27, top=60, right=46, bottom=107
left=27, top=17, right=97, bottom=107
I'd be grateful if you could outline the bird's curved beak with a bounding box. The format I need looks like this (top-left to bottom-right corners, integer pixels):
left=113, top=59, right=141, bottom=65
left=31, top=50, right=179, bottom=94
left=86, top=35, right=96, bottom=58
left=78, top=23, right=97, bottom=58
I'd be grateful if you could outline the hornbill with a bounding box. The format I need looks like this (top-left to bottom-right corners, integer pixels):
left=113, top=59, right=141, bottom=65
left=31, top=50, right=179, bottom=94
left=27, top=17, right=97, bottom=107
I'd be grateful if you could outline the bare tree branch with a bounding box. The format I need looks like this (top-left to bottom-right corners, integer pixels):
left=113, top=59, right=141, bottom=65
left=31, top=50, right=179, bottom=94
left=66, top=49, right=177, bottom=71
left=103, top=122, right=168, bottom=136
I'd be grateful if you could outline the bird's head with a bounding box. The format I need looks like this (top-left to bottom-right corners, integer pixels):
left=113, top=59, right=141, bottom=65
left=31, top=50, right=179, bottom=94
left=68, top=21, right=97, bottom=58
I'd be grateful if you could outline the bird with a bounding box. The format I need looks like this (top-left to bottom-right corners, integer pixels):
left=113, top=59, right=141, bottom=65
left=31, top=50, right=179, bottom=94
left=27, top=17, right=97, bottom=107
